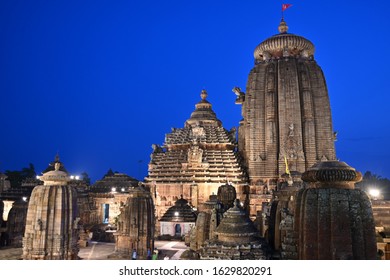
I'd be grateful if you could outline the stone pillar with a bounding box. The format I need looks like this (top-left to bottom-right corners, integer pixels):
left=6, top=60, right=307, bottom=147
left=297, top=160, right=377, bottom=259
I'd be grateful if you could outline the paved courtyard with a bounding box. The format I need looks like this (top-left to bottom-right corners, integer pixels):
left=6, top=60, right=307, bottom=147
left=0, top=240, right=187, bottom=260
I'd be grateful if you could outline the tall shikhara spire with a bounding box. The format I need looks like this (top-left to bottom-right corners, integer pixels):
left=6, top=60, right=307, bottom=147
left=236, top=19, right=336, bottom=188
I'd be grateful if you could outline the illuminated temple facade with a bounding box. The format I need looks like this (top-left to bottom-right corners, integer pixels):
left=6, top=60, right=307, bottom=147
left=144, top=90, right=247, bottom=228
left=0, top=17, right=383, bottom=260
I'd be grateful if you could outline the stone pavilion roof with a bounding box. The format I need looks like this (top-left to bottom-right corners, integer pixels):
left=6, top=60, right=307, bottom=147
left=215, top=199, right=260, bottom=243
left=92, top=172, right=139, bottom=193
left=160, top=196, right=197, bottom=223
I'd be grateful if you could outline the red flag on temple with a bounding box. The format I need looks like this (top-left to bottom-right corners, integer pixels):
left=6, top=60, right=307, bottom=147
left=282, top=4, right=293, bottom=11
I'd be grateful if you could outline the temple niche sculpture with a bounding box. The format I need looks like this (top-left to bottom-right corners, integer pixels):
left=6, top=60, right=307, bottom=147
left=112, top=183, right=154, bottom=260
left=22, top=161, right=79, bottom=260
left=145, top=89, right=247, bottom=232
left=236, top=19, right=337, bottom=216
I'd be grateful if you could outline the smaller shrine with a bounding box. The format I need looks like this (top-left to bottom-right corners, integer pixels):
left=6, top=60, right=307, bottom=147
left=112, top=183, right=154, bottom=260
left=198, top=199, right=269, bottom=260
left=22, top=159, right=79, bottom=260
left=160, top=196, right=197, bottom=238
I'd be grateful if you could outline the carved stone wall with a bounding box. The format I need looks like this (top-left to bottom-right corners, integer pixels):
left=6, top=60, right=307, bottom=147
left=236, top=21, right=336, bottom=219
left=240, top=58, right=335, bottom=183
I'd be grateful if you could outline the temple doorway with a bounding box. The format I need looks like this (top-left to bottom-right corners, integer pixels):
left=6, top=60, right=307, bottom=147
left=174, top=224, right=181, bottom=237
left=102, top=204, right=109, bottom=224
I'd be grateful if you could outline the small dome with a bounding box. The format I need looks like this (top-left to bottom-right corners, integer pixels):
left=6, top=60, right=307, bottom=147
left=254, top=19, right=315, bottom=61
left=215, top=199, right=259, bottom=243
left=160, top=195, right=197, bottom=222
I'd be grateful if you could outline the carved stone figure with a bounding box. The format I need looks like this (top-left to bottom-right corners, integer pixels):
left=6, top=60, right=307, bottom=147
left=288, top=123, right=294, bottom=137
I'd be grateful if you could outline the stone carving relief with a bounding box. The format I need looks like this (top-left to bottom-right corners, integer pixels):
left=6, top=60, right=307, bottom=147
left=263, top=51, right=271, bottom=61
left=301, top=49, right=309, bottom=58
left=188, top=145, right=203, bottom=164
left=281, top=123, right=304, bottom=165
left=229, top=127, right=237, bottom=142
left=73, top=217, right=80, bottom=230
left=288, top=123, right=295, bottom=137
left=283, top=47, right=290, bottom=57
left=152, top=144, right=163, bottom=153
left=191, top=125, right=205, bottom=138
left=232, top=87, right=245, bottom=103
left=37, top=219, right=43, bottom=231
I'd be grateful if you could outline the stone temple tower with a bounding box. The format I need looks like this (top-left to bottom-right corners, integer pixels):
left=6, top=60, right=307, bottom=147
left=236, top=19, right=336, bottom=188
left=113, top=183, right=155, bottom=260
left=22, top=160, right=79, bottom=260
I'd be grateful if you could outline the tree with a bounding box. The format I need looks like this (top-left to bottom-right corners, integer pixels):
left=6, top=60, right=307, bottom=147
left=357, top=171, right=390, bottom=200
left=81, top=172, right=91, bottom=185
left=5, top=163, right=36, bottom=188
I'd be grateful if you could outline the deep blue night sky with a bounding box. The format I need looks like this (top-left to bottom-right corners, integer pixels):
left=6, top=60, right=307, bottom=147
left=1, top=0, right=389, bottom=183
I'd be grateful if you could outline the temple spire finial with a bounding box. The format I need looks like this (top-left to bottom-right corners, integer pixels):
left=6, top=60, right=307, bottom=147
left=278, top=18, right=289, bottom=34
left=280, top=3, right=292, bottom=33
left=200, top=89, right=208, bottom=100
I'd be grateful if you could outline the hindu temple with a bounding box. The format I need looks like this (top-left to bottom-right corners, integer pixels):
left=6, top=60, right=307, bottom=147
left=0, top=14, right=386, bottom=260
